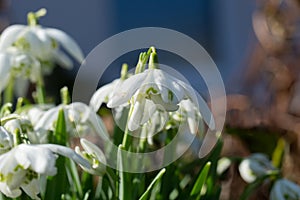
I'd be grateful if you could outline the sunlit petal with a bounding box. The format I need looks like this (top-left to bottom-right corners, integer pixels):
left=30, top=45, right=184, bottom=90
left=45, top=28, right=84, bottom=63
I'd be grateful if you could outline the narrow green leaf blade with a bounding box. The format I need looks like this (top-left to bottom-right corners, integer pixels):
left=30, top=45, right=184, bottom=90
left=54, top=108, right=67, bottom=144
left=190, top=161, right=211, bottom=196
left=139, top=168, right=166, bottom=200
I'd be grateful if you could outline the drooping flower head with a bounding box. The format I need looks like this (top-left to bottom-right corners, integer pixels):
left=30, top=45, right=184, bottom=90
left=106, top=47, right=213, bottom=133
left=0, top=113, right=91, bottom=199
left=0, top=8, right=84, bottom=96
left=238, top=153, right=278, bottom=183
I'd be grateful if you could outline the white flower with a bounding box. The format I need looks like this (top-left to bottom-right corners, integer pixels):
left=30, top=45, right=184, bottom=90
left=139, top=105, right=169, bottom=145
left=89, top=79, right=122, bottom=112
left=238, top=153, right=277, bottom=183
left=0, top=9, right=84, bottom=96
left=90, top=64, right=130, bottom=112
left=75, top=138, right=106, bottom=176
left=0, top=127, right=13, bottom=154
left=19, top=105, right=53, bottom=143
left=34, top=102, right=108, bottom=139
left=270, top=179, right=300, bottom=200
left=0, top=24, right=84, bottom=73
left=217, top=157, right=231, bottom=175
left=0, top=47, right=41, bottom=94
left=107, top=68, right=213, bottom=131
left=0, top=143, right=90, bottom=199
left=108, top=68, right=186, bottom=111
left=171, top=99, right=204, bottom=135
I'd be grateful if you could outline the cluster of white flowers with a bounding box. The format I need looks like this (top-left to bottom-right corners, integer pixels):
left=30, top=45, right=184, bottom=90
left=0, top=98, right=110, bottom=199
left=90, top=48, right=213, bottom=144
left=0, top=9, right=111, bottom=199
left=0, top=8, right=83, bottom=96
left=0, top=113, right=99, bottom=199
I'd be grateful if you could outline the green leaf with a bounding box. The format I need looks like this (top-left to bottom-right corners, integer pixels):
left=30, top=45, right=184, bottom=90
left=65, top=160, right=83, bottom=197
left=53, top=108, right=67, bottom=145
left=272, top=137, right=285, bottom=168
left=139, top=168, right=166, bottom=200
left=190, top=162, right=211, bottom=197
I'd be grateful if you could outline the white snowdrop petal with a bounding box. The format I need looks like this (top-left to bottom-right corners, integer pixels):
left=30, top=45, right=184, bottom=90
left=140, top=99, right=156, bottom=125
left=20, top=29, right=43, bottom=58
left=238, top=159, right=256, bottom=183
left=16, top=144, right=57, bottom=175
left=0, top=127, right=13, bottom=153
left=0, top=53, right=12, bottom=92
left=40, top=144, right=91, bottom=169
left=90, top=80, right=119, bottom=111
left=53, top=50, right=73, bottom=69
left=151, top=69, right=183, bottom=103
left=108, top=72, right=147, bottom=107
left=45, top=28, right=84, bottom=63
left=21, top=179, right=40, bottom=200
left=68, top=102, right=91, bottom=122
left=0, top=25, right=25, bottom=50
left=80, top=138, right=106, bottom=164
left=35, top=106, right=61, bottom=130
left=128, top=95, right=145, bottom=131
left=0, top=182, right=22, bottom=199
left=0, top=151, right=19, bottom=175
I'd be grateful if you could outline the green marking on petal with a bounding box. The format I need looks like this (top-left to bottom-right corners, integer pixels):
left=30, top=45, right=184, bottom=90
left=0, top=173, right=5, bottom=181
left=13, top=37, right=31, bottom=51
left=14, top=164, right=25, bottom=172
left=25, top=169, right=38, bottom=181
left=146, top=87, right=158, bottom=95
left=51, top=38, right=58, bottom=49
left=168, top=90, right=174, bottom=101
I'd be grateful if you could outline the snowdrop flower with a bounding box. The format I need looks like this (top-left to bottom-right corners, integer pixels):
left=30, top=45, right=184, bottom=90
left=75, top=138, right=106, bottom=176
left=108, top=67, right=213, bottom=131
left=108, top=68, right=186, bottom=111
left=0, top=8, right=84, bottom=75
left=238, top=153, right=277, bottom=183
left=171, top=99, right=204, bottom=135
left=270, top=179, right=300, bottom=200
left=21, top=104, right=53, bottom=126
left=139, top=105, right=169, bottom=145
left=1, top=115, right=34, bottom=146
left=90, top=63, right=130, bottom=111
left=0, top=9, right=84, bottom=96
left=0, top=47, right=41, bottom=94
left=0, top=144, right=57, bottom=199
left=89, top=79, right=122, bottom=112
left=35, top=102, right=108, bottom=139
left=0, top=143, right=90, bottom=199
left=18, top=105, right=53, bottom=143
left=0, top=127, right=13, bottom=154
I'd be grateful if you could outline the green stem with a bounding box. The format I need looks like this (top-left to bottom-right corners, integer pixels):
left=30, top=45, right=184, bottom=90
left=121, top=105, right=134, bottom=150
left=4, top=75, right=14, bottom=104
left=27, top=8, right=47, bottom=26
left=121, top=126, right=132, bottom=151
left=36, top=75, right=45, bottom=104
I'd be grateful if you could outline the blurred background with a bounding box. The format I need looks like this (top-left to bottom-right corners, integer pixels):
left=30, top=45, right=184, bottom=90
left=1, top=0, right=255, bottom=93
left=3, top=0, right=300, bottom=199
